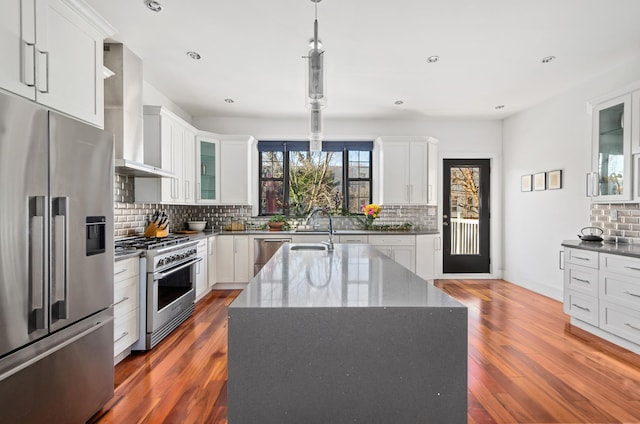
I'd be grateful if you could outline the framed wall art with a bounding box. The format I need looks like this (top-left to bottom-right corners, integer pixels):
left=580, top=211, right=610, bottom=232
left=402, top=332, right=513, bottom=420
left=521, top=174, right=532, bottom=192
left=533, top=172, right=546, bottom=191
left=548, top=170, right=562, bottom=190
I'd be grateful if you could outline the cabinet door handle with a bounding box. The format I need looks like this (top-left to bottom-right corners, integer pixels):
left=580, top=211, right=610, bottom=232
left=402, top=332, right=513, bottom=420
left=623, top=290, right=640, bottom=298
left=585, top=172, right=599, bottom=197
left=113, top=296, right=129, bottom=307
left=114, top=331, right=129, bottom=343
left=624, top=266, right=640, bottom=271
left=36, top=48, right=49, bottom=94
left=114, top=268, right=128, bottom=275
left=572, top=256, right=590, bottom=261
left=571, top=303, right=590, bottom=312
left=22, top=41, right=36, bottom=87
left=559, top=251, right=564, bottom=270
left=572, top=277, right=591, bottom=284
left=624, top=323, right=640, bottom=332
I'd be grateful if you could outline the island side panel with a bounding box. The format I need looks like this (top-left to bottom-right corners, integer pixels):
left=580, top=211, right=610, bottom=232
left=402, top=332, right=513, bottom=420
left=228, top=306, right=467, bottom=424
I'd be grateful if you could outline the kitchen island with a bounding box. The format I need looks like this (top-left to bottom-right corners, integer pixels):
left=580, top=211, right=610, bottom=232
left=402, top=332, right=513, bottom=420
left=228, top=243, right=467, bottom=423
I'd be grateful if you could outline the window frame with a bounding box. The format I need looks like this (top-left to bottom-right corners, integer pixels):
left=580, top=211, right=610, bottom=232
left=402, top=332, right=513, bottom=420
left=258, top=141, right=373, bottom=216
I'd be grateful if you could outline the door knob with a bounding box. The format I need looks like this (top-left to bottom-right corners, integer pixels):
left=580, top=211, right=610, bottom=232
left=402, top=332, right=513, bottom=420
left=443, top=222, right=449, bottom=226
left=443, top=214, right=448, bottom=219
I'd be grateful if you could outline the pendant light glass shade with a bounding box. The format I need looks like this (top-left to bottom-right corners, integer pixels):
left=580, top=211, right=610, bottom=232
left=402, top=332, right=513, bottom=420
left=305, top=0, right=326, bottom=150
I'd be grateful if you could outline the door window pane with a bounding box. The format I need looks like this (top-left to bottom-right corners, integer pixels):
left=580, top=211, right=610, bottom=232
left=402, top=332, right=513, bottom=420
left=449, top=166, right=480, bottom=255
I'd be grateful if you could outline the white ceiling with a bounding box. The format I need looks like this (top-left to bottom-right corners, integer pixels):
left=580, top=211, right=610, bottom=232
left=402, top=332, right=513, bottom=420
left=86, top=0, right=640, bottom=121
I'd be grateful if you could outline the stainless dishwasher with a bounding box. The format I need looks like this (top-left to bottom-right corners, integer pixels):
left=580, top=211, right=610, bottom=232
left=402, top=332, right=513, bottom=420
left=253, top=238, right=291, bottom=275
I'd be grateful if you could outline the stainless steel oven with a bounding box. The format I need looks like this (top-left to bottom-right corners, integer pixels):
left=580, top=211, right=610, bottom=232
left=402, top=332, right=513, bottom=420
left=117, top=235, right=200, bottom=350
left=148, top=254, right=199, bottom=337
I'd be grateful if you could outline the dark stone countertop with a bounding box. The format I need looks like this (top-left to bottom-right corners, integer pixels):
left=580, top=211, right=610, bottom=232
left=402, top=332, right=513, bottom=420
left=562, top=239, right=640, bottom=259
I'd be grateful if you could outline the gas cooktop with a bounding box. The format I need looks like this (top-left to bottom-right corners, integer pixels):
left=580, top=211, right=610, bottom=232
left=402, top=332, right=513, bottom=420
left=115, top=235, right=191, bottom=251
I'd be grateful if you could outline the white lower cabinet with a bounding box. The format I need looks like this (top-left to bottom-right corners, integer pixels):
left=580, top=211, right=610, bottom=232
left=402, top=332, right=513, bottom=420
left=368, top=235, right=415, bottom=272
left=563, top=247, right=640, bottom=353
left=194, top=238, right=208, bottom=301
left=113, top=257, right=140, bottom=364
left=415, top=234, right=439, bottom=281
left=207, top=235, right=217, bottom=288
left=216, top=235, right=250, bottom=283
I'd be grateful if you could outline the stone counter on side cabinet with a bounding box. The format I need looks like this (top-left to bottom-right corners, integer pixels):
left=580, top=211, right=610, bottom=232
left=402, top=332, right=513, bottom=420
left=227, top=243, right=468, bottom=424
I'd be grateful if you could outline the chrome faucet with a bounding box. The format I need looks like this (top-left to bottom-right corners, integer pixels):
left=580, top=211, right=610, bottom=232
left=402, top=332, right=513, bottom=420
left=305, top=207, right=334, bottom=251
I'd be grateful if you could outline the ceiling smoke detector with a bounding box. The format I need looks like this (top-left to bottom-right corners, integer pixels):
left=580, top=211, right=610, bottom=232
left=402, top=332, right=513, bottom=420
left=186, top=51, right=201, bottom=60
left=144, top=0, right=163, bottom=12
left=541, top=56, right=556, bottom=64
left=426, top=56, right=440, bottom=63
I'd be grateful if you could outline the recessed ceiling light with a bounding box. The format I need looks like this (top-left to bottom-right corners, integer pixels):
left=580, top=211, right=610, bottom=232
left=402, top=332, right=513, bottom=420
left=186, top=51, right=201, bottom=60
left=426, top=56, right=440, bottom=63
left=541, top=56, right=556, bottom=64
left=495, top=105, right=505, bottom=110
left=394, top=100, right=404, bottom=105
left=144, top=0, right=163, bottom=12
left=224, top=98, right=235, bottom=104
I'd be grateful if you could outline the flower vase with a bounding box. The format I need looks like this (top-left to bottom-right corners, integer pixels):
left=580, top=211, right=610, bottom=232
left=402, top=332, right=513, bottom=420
left=365, top=216, right=375, bottom=230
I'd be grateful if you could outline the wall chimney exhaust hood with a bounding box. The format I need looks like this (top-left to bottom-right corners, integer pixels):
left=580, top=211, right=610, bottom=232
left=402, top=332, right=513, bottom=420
left=104, top=43, right=174, bottom=178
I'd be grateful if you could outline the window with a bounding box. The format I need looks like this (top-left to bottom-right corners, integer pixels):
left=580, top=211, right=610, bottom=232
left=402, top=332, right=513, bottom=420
left=258, top=141, right=373, bottom=216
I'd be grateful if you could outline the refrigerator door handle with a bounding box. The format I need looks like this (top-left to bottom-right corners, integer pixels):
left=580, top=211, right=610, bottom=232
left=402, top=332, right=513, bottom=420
left=52, top=196, right=69, bottom=320
left=30, top=196, right=46, bottom=330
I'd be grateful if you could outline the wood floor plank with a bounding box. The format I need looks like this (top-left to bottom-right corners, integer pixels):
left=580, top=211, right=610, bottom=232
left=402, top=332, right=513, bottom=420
left=93, top=281, right=640, bottom=423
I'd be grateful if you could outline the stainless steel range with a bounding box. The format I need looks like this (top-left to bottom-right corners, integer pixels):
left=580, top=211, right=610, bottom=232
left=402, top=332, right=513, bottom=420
left=116, top=235, right=201, bottom=350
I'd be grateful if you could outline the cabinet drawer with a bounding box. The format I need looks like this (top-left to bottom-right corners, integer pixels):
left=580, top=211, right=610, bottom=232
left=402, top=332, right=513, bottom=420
left=600, top=253, right=640, bottom=278
left=368, top=235, right=414, bottom=246
left=564, top=264, right=598, bottom=296
left=337, top=235, right=368, bottom=243
left=600, top=301, right=640, bottom=345
left=114, top=276, right=139, bottom=318
left=599, top=272, right=640, bottom=312
left=564, top=290, right=599, bottom=326
left=565, top=248, right=599, bottom=269
left=114, top=309, right=139, bottom=357
left=114, top=257, right=139, bottom=283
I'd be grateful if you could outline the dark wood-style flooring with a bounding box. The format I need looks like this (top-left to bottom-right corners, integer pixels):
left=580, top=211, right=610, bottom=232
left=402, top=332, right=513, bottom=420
left=92, top=280, right=640, bottom=423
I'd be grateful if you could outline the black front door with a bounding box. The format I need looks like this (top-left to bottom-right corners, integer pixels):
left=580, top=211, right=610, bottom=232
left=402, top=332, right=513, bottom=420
left=442, top=159, right=491, bottom=273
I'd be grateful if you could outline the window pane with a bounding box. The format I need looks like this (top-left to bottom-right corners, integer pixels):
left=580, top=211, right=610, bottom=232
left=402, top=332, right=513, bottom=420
left=289, top=151, right=343, bottom=215
left=260, top=180, right=284, bottom=214
left=449, top=166, right=480, bottom=255
left=348, top=181, right=370, bottom=213
left=261, top=152, right=284, bottom=178
left=348, top=151, right=370, bottom=178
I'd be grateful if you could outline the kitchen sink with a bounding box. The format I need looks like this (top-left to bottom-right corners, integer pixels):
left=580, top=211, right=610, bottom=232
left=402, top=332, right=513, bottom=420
left=289, top=243, right=328, bottom=251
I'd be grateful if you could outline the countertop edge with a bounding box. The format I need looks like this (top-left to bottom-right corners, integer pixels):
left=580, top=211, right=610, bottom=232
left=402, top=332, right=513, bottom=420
left=562, top=239, right=640, bottom=259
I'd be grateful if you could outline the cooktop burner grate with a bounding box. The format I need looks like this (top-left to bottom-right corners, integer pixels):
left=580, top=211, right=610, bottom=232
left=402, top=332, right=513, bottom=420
left=115, top=235, right=191, bottom=251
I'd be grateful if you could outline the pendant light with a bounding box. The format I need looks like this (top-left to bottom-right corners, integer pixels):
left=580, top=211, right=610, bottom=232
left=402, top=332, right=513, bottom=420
left=305, top=0, right=326, bottom=151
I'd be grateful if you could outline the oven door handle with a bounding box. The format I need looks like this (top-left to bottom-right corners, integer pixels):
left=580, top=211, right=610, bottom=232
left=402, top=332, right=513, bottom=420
left=154, top=257, right=202, bottom=280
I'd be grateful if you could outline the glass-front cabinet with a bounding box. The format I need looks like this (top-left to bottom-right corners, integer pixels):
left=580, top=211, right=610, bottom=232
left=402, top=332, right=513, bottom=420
left=196, top=135, right=220, bottom=204
left=589, top=94, right=632, bottom=202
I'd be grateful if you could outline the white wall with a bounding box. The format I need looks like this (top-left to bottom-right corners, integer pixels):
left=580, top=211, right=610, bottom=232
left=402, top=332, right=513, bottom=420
left=195, top=115, right=504, bottom=278
left=143, top=81, right=193, bottom=124
left=503, top=56, right=640, bottom=300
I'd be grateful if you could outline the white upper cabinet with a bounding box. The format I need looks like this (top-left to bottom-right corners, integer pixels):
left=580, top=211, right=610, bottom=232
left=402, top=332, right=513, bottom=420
left=588, top=92, right=632, bottom=202
left=0, top=0, right=114, bottom=127
left=195, top=134, right=221, bottom=204
left=182, top=126, right=196, bottom=203
left=378, top=137, right=438, bottom=205
left=219, top=136, right=254, bottom=205
left=136, top=106, right=197, bottom=204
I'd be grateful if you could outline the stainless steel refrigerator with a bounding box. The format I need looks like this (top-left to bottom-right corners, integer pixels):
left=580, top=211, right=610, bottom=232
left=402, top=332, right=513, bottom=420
left=0, top=91, right=114, bottom=423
